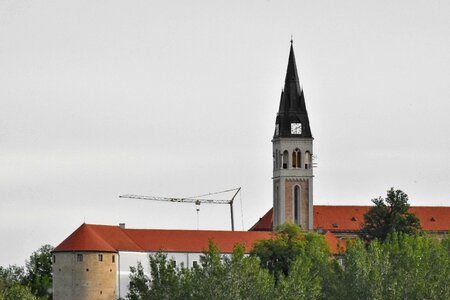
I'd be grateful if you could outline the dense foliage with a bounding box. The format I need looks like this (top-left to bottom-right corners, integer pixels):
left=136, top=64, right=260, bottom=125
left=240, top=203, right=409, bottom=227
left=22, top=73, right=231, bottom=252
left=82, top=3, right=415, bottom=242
left=339, top=233, right=450, bottom=299
left=250, top=223, right=336, bottom=290
left=127, top=241, right=274, bottom=300
left=361, top=188, right=421, bottom=242
left=127, top=229, right=450, bottom=300
left=0, top=245, right=53, bottom=300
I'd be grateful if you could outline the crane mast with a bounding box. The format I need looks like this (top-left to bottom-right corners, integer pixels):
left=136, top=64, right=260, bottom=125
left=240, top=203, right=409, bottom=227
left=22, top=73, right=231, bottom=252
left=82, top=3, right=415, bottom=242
left=119, top=187, right=241, bottom=231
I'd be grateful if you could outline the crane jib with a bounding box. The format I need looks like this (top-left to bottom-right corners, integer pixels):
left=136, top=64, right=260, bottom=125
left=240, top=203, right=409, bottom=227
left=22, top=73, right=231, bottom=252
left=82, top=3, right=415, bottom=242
left=119, top=187, right=241, bottom=231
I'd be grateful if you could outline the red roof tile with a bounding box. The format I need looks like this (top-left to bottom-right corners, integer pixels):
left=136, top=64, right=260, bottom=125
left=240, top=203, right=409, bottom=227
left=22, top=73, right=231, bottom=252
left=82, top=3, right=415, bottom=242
left=55, top=223, right=344, bottom=255
left=314, top=206, right=368, bottom=232
left=54, top=224, right=272, bottom=254
left=250, top=205, right=450, bottom=232
left=54, top=223, right=117, bottom=252
left=249, top=208, right=273, bottom=231
left=124, top=229, right=273, bottom=253
left=324, top=231, right=346, bottom=253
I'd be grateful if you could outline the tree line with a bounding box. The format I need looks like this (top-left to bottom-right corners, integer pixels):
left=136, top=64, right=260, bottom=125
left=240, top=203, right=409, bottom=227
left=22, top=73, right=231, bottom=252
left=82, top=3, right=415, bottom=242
left=1, top=188, right=448, bottom=299
left=0, top=245, right=53, bottom=300
left=127, top=226, right=450, bottom=300
left=126, top=188, right=449, bottom=300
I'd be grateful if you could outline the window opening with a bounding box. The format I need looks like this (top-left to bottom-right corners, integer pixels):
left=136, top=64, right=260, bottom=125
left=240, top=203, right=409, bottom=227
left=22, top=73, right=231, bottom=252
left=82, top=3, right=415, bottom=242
left=305, top=151, right=311, bottom=169
left=77, top=254, right=83, bottom=262
left=292, top=152, right=296, bottom=168
left=98, top=254, right=103, bottom=262
left=292, top=149, right=301, bottom=168
left=283, top=150, right=289, bottom=169
left=294, top=186, right=300, bottom=224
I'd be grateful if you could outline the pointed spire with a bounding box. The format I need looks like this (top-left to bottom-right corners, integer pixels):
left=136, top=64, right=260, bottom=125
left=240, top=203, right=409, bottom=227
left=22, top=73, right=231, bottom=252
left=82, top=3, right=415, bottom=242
left=284, top=40, right=302, bottom=94
left=274, top=41, right=312, bottom=138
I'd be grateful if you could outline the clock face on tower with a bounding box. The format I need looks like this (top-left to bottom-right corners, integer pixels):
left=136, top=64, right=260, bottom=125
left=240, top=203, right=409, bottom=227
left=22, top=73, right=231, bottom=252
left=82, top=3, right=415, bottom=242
left=291, top=123, right=302, bottom=135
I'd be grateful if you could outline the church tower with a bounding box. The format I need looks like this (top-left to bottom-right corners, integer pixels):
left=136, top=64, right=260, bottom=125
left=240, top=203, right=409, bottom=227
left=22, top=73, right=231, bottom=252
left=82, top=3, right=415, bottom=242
left=273, top=41, right=313, bottom=230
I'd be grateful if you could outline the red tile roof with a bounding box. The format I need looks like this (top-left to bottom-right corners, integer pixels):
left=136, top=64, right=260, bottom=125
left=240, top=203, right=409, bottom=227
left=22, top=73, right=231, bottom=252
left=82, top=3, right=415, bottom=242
left=324, top=231, right=346, bottom=253
left=53, top=223, right=117, bottom=252
left=249, top=208, right=273, bottom=231
left=55, top=223, right=343, bottom=254
left=124, top=228, right=273, bottom=253
left=250, top=205, right=450, bottom=232
left=54, top=223, right=273, bottom=254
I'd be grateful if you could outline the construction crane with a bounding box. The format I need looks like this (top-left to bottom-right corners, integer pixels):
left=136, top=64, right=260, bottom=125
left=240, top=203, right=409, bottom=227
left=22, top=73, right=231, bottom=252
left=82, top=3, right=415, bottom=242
left=119, top=187, right=241, bottom=231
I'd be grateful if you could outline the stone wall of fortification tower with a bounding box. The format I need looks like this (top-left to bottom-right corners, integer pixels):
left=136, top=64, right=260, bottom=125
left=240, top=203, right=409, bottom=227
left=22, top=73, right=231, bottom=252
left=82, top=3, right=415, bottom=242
left=53, top=252, right=117, bottom=300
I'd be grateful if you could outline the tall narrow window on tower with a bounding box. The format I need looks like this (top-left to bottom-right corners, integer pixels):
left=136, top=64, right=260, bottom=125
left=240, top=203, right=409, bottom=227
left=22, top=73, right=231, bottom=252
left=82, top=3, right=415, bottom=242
left=294, top=186, right=300, bottom=224
left=275, top=150, right=279, bottom=169
left=292, top=148, right=301, bottom=168
left=305, top=151, right=311, bottom=169
left=282, top=150, right=289, bottom=169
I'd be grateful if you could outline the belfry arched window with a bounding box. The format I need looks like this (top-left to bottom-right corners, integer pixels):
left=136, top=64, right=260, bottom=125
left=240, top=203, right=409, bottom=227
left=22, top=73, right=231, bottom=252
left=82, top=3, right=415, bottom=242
left=292, top=149, right=301, bottom=168
left=282, top=150, right=289, bottom=169
left=305, top=151, right=311, bottom=169
left=294, top=185, right=300, bottom=225
left=278, top=151, right=282, bottom=169
left=274, top=150, right=278, bottom=170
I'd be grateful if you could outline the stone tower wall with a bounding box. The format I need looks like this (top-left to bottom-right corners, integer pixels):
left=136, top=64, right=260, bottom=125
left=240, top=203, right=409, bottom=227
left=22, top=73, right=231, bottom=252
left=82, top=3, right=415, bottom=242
left=273, top=138, right=313, bottom=229
left=53, top=252, right=117, bottom=300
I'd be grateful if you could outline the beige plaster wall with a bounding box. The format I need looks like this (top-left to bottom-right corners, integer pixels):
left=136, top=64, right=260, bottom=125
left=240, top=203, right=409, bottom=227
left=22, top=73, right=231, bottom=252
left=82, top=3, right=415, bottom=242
left=53, top=252, right=117, bottom=300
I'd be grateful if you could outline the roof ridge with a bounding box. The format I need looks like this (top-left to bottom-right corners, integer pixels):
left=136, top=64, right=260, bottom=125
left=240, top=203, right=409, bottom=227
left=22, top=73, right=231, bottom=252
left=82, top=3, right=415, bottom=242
left=123, top=228, right=254, bottom=233
left=118, top=227, right=145, bottom=251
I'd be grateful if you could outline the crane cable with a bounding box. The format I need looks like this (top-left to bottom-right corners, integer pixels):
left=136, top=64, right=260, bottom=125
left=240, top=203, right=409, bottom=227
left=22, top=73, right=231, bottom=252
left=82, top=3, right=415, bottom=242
left=185, top=187, right=241, bottom=200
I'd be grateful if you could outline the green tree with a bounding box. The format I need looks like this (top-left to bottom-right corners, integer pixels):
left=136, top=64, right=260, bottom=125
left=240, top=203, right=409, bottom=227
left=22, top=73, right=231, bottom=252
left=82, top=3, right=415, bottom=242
left=339, top=233, right=450, bottom=300
left=24, top=244, right=54, bottom=299
left=251, top=223, right=336, bottom=287
left=361, top=188, right=421, bottom=242
left=127, top=261, right=150, bottom=300
left=274, top=228, right=340, bottom=300
left=1, top=283, right=38, bottom=300
left=191, top=241, right=274, bottom=300
left=224, top=245, right=274, bottom=300
left=0, top=266, right=37, bottom=300
left=127, top=241, right=274, bottom=300
left=147, top=252, right=181, bottom=299
left=0, top=265, right=26, bottom=289
left=277, top=254, right=321, bottom=300
left=251, top=223, right=304, bottom=283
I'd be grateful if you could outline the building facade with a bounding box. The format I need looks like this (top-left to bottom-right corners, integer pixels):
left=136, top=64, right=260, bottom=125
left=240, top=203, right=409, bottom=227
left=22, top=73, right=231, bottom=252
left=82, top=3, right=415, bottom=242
left=52, top=224, right=274, bottom=300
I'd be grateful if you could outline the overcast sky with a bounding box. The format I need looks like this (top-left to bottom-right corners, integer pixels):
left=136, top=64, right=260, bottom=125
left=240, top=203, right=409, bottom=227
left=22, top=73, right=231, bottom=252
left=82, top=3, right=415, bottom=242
left=1, top=0, right=449, bottom=266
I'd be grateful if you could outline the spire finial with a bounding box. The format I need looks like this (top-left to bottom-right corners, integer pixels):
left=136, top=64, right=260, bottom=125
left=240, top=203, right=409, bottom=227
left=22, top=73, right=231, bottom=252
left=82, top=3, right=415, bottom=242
left=290, top=35, right=293, bottom=44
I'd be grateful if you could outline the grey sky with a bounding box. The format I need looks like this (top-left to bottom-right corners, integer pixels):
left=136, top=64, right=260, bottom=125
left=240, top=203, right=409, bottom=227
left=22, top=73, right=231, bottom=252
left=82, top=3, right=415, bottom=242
left=1, top=0, right=449, bottom=266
